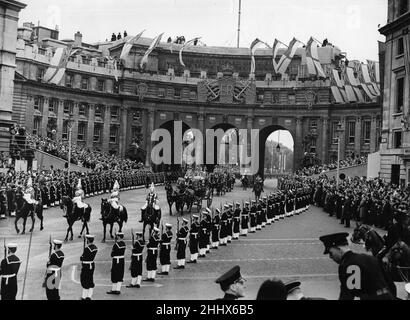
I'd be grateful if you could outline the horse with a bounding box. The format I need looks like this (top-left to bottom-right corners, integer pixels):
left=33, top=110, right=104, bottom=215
left=384, top=241, right=410, bottom=283
left=100, top=198, right=128, bottom=242
left=60, top=196, right=91, bottom=242
left=165, top=182, right=183, bottom=216
left=241, top=176, right=249, bottom=190
left=351, top=223, right=385, bottom=256
left=181, top=188, right=195, bottom=213
left=253, top=180, right=264, bottom=201
left=14, top=193, right=43, bottom=234
left=141, top=203, right=161, bottom=241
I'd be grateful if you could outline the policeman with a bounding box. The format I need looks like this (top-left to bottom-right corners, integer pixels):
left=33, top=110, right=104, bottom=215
left=232, top=203, right=241, bottom=240
left=249, top=200, right=257, bottom=233
left=0, top=243, right=21, bottom=300
left=187, top=215, right=200, bottom=263
left=319, top=232, right=393, bottom=300
left=159, top=223, right=173, bottom=275
left=215, top=265, right=246, bottom=300
left=240, top=202, right=249, bottom=236
left=45, top=239, right=65, bottom=300
left=144, top=227, right=160, bottom=281
left=80, top=235, right=98, bottom=300
left=107, top=232, right=126, bottom=295
left=211, top=209, right=221, bottom=249
left=127, top=232, right=145, bottom=288
left=174, top=218, right=189, bottom=269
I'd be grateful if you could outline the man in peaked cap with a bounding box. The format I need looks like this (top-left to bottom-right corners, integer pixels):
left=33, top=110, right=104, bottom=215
left=80, top=235, right=98, bottom=300
left=45, top=239, right=65, bottom=300
left=319, top=232, right=394, bottom=300
left=215, top=265, right=246, bottom=300
left=285, top=280, right=326, bottom=300
left=187, top=215, right=200, bottom=263
left=158, top=223, right=173, bottom=275
left=0, top=243, right=21, bottom=300
left=107, top=232, right=126, bottom=295
left=127, top=232, right=145, bottom=288
left=240, top=202, right=250, bottom=236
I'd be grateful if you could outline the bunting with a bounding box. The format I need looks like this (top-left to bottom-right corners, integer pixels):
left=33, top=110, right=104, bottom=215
left=367, top=59, right=381, bottom=93
left=43, top=46, right=80, bottom=85
left=272, top=39, right=287, bottom=74
left=249, top=38, right=270, bottom=75
left=330, top=68, right=348, bottom=103
left=345, top=67, right=365, bottom=102
left=360, top=64, right=379, bottom=100
left=306, top=37, right=326, bottom=78
left=276, top=38, right=303, bottom=75
left=140, top=33, right=164, bottom=68
left=179, top=37, right=201, bottom=67
left=107, top=56, right=119, bottom=82
left=119, top=30, right=145, bottom=62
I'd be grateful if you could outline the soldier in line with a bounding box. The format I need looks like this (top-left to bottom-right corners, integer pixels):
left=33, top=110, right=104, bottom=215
left=159, top=223, right=173, bottom=275
left=0, top=243, right=21, bottom=300
left=107, top=232, right=126, bottom=295
left=232, top=202, right=241, bottom=240
left=187, top=215, right=200, bottom=263
left=249, top=200, right=257, bottom=233
left=127, top=231, right=145, bottom=288
left=211, top=209, right=221, bottom=249
left=227, top=204, right=234, bottom=243
left=80, top=235, right=98, bottom=300
left=144, top=227, right=160, bottom=281
left=198, top=211, right=209, bottom=258
left=219, top=205, right=229, bottom=246
left=240, top=202, right=250, bottom=236
left=45, top=239, right=65, bottom=300
left=174, top=218, right=189, bottom=269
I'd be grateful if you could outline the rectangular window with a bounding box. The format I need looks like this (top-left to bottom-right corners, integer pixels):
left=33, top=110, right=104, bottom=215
left=189, top=91, right=197, bottom=100
left=81, top=77, right=89, bottom=90
left=77, top=123, right=86, bottom=141
left=288, top=94, right=296, bottom=104
left=394, top=131, right=403, bottom=148
left=110, top=107, right=118, bottom=119
left=95, top=105, right=103, bottom=118
left=158, top=88, right=165, bottom=97
left=93, top=126, right=101, bottom=143
left=36, top=68, right=45, bottom=82
left=310, top=119, right=318, bottom=130
left=174, top=88, right=181, bottom=99
left=331, top=122, right=339, bottom=144
left=399, top=0, right=409, bottom=15
left=110, top=126, right=117, bottom=143
left=33, top=118, right=41, bottom=135
left=62, top=121, right=68, bottom=140
left=397, top=38, right=405, bottom=56
left=397, top=77, right=405, bottom=113
left=34, top=96, right=43, bottom=111
left=65, top=74, right=73, bottom=87
left=79, top=103, right=87, bottom=117
left=97, top=79, right=105, bottom=92
left=132, top=111, right=141, bottom=121
left=348, top=121, right=355, bottom=144
left=363, top=121, right=371, bottom=144
left=49, top=99, right=58, bottom=113
left=63, top=100, right=73, bottom=114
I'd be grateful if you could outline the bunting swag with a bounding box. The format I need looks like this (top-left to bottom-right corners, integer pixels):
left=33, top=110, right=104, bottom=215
left=360, top=64, right=378, bottom=100
left=367, top=59, right=381, bottom=92
left=276, top=38, right=302, bottom=75
left=306, top=37, right=326, bottom=78
left=249, top=38, right=267, bottom=75
left=140, top=33, right=164, bottom=68
left=179, top=37, right=201, bottom=67
left=345, top=67, right=365, bottom=102
left=331, top=69, right=348, bottom=103
left=272, top=39, right=286, bottom=74
left=43, top=47, right=80, bottom=85
left=119, top=30, right=145, bottom=61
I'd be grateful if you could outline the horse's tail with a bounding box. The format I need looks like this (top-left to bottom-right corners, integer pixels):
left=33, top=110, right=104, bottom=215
left=84, top=206, right=92, bottom=222
left=122, top=207, right=128, bottom=223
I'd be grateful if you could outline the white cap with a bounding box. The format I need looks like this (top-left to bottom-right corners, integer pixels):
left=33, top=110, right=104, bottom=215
left=6, top=243, right=17, bottom=249
left=216, top=208, right=221, bottom=213
left=116, top=232, right=124, bottom=237
left=182, top=218, right=189, bottom=223
left=165, top=223, right=172, bottom=228
left=206, top=208, right=212, bottom=214
left=224, top=204, right=229, bottom=208
left=192, top=214, right=199, bottom=219
left=85, top=235, right=95, bottom=240
left=245, top=201, right=250, bottom=205
left=153, top=227, right=160, bottom=232
left=53, top=239, right=63, bottom=245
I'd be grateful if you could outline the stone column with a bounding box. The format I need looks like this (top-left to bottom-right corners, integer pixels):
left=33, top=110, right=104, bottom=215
left=197, top=113, right=205, bottom=166
left=86, top=104, right=95, bottom=148
left=294, top=117, right=304, bottom=170
left=339, top=117, right=346, bottom=160
left=145, top=109, right=155, bottom=167
left=70, top=102, right=79, bottom=145
left=354, top=116, right=362, bottom=155
left=118, top=106, right=128, bottom=157
left=41, top=97, right=50, bottom=137
left=321, top=117, right=329, bottom=164
left=56, top=99, right=64, bottom=141
left=102, top=105, right=111, bottom=153
left=0, top=0, right=27, bottom=152
left=370, top=115, right=377, bottom=153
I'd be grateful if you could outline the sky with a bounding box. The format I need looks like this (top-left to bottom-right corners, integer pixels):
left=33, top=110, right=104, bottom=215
left=19, top=0, right=388, bottom=150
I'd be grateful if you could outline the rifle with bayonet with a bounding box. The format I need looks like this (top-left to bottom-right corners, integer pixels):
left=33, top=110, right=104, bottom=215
left=42, top=236, right=52, bottom=288
left=175, top=218, right=180, bottom=251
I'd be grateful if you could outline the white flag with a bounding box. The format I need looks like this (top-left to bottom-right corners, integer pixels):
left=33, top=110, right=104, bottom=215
left=179, top=37, right=201, bottom=67
left=119, top=30, right=145, bottom=62
left=140, top=33, right=164, bottom=68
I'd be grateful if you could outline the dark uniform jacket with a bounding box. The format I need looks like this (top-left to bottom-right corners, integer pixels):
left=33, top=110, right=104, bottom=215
left=0, top=254, right=21, bottom=300
left=338, top=251, right=393, bottom=300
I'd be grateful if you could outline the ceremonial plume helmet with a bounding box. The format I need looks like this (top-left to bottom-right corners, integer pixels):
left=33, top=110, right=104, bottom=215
left=75, top=178, right=84, bottom=197
left=113, top=180, right=120, bottom=191
left=25, top=176, right=33, bottom=193
left=150, top=182, right=155, bottom=192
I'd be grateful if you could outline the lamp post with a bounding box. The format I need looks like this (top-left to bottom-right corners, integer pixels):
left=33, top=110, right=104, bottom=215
left=336, top=121, right=344, bottom=186
left=66, top=114, right=74, bottom=176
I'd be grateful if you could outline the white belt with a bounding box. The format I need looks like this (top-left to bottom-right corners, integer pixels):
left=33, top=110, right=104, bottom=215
left=82, top=261, right=94, bottom=269
left=1, top=274, right=16, bottom=285
left=162, top=243, right=171, bottom=247
left=113, top=256, right=124, bottom=263
left=148, top=248, right=158, bottom=251
left=178, top=238, right=187, bottom=241
left=47, top=267, right=61, bottom=277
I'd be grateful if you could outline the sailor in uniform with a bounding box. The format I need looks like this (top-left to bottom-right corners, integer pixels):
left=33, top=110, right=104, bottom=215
left=174, top=218, right=189, bottom=269
left=187, top=215, right=200, bottom=263
left=80, top=235, right=98, bottom=300
left=219, top=205, right=229, bottom=246
left=0, top=243, right=21, bottom=300
left=127, top=232, right=145, bottom=288
left=211, top=209, right=221, bottom=249
left=240, top=202, right=250, bottom=236
left=107, top=232, right=126, bottom=295
left=249, top=200, right=257, bottom=233
left=45, top=240, right=65, bottom=300
left=232, top=202, right=241, bottom=240
left=159, top=223, right=173, bottom=275
left=144, top=227, right=160, bottom=281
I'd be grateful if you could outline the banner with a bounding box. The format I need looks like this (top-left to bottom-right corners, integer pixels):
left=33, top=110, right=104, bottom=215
left=43, top=46, right=80, bottom=85
left=360, top=64, right=378, bottom=100
left=249, top=38, right=270, bottom=74
left=331, top=69, right=348, bottom=103
left=276, top=38, right=302, bottom=75
left=345, top=67, right=365, bottom=102
left=119, top=30, right=145, bottom=61
left=306, top=37, right=326, bottom=78
left=140, top=33, right=164, bottom=68
left=272, top=39, right=287, bottom=74
left=179, top=37, right=201, bottom=67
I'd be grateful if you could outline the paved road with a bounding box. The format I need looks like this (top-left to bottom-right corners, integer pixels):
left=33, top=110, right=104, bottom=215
left=1, top=179, right=407, bottom=300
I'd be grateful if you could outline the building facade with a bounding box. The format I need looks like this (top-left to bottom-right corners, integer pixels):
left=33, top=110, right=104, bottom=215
left=12, top=24, right=381, bottom=172
left=379, top=0, right=410, bottom=185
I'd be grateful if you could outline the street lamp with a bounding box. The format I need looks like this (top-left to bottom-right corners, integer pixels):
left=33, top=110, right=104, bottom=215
left=66, top=114, right=74, bottom=176
left=336, top=121, right=344, bottom=186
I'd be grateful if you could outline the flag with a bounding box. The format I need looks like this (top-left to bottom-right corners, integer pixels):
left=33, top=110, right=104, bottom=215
left=140, top=33, right=164, bottom=68
left=306, top=37, right=327, bottom=78
left=276, top=38, right=303, bottom=75
left=330, top=68, right=348, bottom=103
left=179, top=37, right=201, bottom=67
left=43, top=46, right=80, bottom=85
left=272, top=39, right=287, bottom=74
left=249, top=38, right=264, bottom=74
left=345, top=67, right=365, bottom=102
left=119, top=30, right=145, bottom=62
left=360, top=64, right=378, bottom=100
left=367, top=59, right=381, bottom=92
left=107, top=56, right=119, bottom=82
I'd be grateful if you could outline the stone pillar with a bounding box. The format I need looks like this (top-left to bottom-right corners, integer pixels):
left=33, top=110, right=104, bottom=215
left=197, top=113, right=205, bottom=165
left=41, top=98, right=50, bottom=137
left=370, top=115, right=377, bottom=153
left=118, top=106, right=128, bottom=157
left=102, top=105, right=111, bottom=153
left=56, top=99, right=64, bottom=141
left=25, top=95, right=34, bottom=133
left=0, top=0, right=26, bottom=152
left=71, top=102, right=79, bottom=145
left=145, top=109, right=155, bottom=167
left=339, top=117, right=346, bottom=160
left=354, top=116, right=362, bottom=155
left=321, top=117, right=329, bottom=164
left=294, top=117, right=304, bottom=170
left=86, top=104, right=95, bottom=148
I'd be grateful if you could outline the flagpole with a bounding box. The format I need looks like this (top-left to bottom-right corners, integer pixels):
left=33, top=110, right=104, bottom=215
left=237, top=0, right=241, bottom=48
left=21, top=229, right=34, bottom=300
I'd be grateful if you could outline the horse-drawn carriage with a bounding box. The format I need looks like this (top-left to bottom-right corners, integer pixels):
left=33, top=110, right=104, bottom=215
left=190, top=176, right=213, bottom=212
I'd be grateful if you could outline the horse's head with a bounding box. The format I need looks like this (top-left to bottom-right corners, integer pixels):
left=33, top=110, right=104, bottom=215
left=351, top=222, right=368, bottom=244
left=389, top=241, right=410, bottom=266
left=60, top=196, right=70, bottom=209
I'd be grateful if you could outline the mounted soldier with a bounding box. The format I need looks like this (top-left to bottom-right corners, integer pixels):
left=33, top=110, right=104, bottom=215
left=140, top=183, right=160, bottom=223
left=107, top=180, right=125, bottom=218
